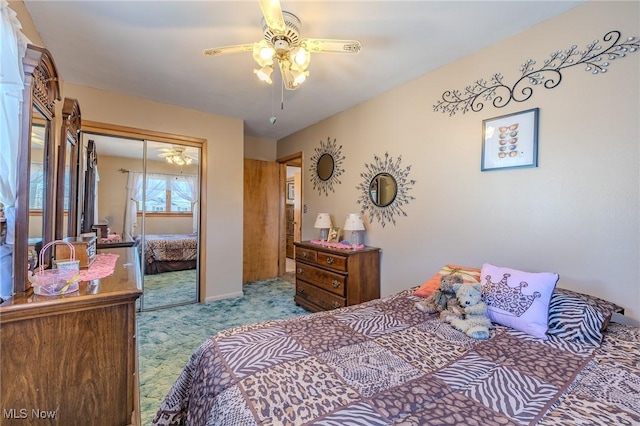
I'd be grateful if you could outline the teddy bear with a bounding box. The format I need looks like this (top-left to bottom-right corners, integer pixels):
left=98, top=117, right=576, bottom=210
left=416, top=273, right=463, bottom=314
left=447, top=282, right=491, bottom=340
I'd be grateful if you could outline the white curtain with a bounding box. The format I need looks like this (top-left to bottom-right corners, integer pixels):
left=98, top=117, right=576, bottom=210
left=124, top=172, right=143, bottom=240
left=123, top=172, right=168, bottom=239
left=145, top=173, right=169, bottom=216
left=171, top=174, right=199, bottom=233
left=0, top=1, right=30, bottom=299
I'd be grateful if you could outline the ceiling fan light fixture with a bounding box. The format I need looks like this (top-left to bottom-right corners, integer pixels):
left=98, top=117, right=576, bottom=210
left=253, top=40, right=275, bottom=67
left=254, top=65, right=274, bottom=84
left=290, top=46, right=310, bottom=71
left=166, top=154, right=192, bottom=166
left=292, top=69, right=308, bottom=85
left=204, top=2, right=362, bottom=92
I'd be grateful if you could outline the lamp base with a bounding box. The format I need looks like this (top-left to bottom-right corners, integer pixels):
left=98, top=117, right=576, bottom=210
left=319, top=228, right=329, bottom=241
left=351, top=230, right=363, bottom=246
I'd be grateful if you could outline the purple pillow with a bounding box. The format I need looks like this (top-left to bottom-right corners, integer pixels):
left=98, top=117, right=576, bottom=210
left=481, top=263, right=558, bottom=339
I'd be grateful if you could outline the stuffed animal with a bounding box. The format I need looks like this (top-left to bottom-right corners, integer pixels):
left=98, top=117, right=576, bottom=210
left=416, top=273, right=463, bottom=314
left=439, top=297, right=466, bottom=323
left=448, top=282, right=491, bottom=340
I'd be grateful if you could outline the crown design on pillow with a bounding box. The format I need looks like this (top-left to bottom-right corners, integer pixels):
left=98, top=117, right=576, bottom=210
left=482, top=273, right=541, bottom=317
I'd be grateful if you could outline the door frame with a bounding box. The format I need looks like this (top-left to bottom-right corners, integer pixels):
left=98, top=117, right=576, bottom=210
left=277, top=152, right=303, bottom=277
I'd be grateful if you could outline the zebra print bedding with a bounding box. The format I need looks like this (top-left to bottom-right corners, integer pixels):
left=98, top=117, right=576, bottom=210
left=153, top=289, right=640, bottom=425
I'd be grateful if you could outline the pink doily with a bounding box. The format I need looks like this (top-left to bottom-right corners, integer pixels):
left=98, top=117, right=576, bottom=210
left=80, top=253, right=119, bottom=281
left=309, top=240, right=365, bottom=250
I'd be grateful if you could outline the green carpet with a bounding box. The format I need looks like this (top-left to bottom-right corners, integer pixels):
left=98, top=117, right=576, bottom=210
left=137, top=277, right=308, bottom=425
left=141, top=269, right=198, bottom=310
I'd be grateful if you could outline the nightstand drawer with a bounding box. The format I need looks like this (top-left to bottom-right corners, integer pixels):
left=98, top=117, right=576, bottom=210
left=316, top=252, right=347, bottom=272
left=296, top=281, right=345, bottom=311
left=296, top=247, right=317, bottom=263
left=296, top=262, right=345, bottom=296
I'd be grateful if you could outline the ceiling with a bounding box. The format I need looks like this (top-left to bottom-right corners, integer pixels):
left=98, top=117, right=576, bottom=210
left=23, top=1, right=583, bottom=141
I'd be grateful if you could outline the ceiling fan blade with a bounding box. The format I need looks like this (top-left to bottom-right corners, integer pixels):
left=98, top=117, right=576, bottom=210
left=203, top=44, right=254, bottom=57
left=300, top=38, right=362, bottom=54
left=259, top=0, right=285, bottom=35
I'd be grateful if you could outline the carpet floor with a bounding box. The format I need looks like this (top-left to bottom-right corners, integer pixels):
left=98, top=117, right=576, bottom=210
left=140, top=269, right=198, bottom=310
left=137, top=277, right=308, bottom=425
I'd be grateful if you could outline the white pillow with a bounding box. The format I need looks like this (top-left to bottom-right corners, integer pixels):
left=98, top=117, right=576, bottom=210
left=480, top=263, right=558, bottom=339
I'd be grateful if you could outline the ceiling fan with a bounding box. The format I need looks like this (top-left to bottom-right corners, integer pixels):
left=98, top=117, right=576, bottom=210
left=157, top=146, right=198, bottom=166
left=203, top=0, right=362, bottom=90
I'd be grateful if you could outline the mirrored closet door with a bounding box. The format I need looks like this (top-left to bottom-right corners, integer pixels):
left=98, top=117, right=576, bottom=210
left=81, top=130, right=202, bottom=311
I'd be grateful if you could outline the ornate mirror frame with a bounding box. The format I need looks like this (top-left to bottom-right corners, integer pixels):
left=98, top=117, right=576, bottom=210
left=14, top=45, right=60, bottom=292
left=356, top=152, right=416, bottom=228
left=309, top=137, right=345, bottom=196
left=55, top=98, right=81, bottom=240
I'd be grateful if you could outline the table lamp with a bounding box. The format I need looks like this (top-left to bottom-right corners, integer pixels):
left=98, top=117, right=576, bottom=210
left=343, top=213, right=365, bottom=246
left=314, top=213, right=332, bottom=241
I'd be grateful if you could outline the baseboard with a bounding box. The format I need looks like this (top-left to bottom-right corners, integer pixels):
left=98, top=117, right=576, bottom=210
left=204, top=291, right=243, bottom=303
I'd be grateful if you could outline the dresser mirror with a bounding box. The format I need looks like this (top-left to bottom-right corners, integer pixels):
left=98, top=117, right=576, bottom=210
left=316, top=153, right=334, bottom=181
left=369, top=172, right=397, bottom=207
left=29, top=114, right=47, bottom=243
left=12, top=45, right=60, bottom=293
left=55, top=98, right=82, bottom=240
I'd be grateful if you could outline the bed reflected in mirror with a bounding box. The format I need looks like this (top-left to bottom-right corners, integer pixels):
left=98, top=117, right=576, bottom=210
left=84, top=132, right=201, bottom=311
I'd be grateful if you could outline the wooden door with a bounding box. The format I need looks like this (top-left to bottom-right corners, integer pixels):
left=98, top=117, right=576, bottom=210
left=286, top=204, right=294, bottom=258
left=243, top=159, right=283, bottom=282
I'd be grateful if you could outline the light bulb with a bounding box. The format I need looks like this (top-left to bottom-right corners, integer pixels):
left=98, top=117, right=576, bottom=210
left=260, top=46, right=275, bottom=61
left=254, top=66, right=273, bottom=84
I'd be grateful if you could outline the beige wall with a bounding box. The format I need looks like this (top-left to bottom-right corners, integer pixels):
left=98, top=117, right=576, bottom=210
left=278, top=2, right=640, bottom=321
left=245, top=135, right=277, bottom=160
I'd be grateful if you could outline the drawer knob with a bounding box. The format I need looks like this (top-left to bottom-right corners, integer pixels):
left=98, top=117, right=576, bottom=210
left=302, top=252, right=308, bottom=258
left=297, top=288, right=305, bottom=294
left=332, top=302, right=341, bottom=309
left=297, top=268, right=304, bottom=275
left=326, top=257, right=335, bottom=264
left=331, top=280, right=341, bottom=288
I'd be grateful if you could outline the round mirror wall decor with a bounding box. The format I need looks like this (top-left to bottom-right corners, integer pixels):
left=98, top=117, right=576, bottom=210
left=309, top=137, right=345, bottom=196
left=357, top=152, right=416, bottom=228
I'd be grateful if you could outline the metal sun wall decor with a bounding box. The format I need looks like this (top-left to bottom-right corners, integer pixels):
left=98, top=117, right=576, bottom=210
left=357, top=152, right=416, bottom=228
left=309, top=137, right=345, bottom=196
left=433, top=30, right=639, bottom=116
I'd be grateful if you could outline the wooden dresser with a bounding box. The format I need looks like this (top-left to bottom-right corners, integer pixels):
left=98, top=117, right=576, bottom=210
left=0, top=247, right=142, bottom=426
left=294, top=241, right=380, bottom=312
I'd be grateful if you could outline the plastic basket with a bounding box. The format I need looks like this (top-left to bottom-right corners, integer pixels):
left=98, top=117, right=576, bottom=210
left=29, top=240, right=81, bottom=296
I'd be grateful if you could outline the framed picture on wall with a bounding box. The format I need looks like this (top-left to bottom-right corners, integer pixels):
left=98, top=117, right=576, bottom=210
left=481, top=108, right=539, bottom=171
left=286, top=181, right=295, bottom=201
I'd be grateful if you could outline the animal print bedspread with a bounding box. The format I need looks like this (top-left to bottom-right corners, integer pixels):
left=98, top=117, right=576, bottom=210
left=153, top=290, right=640, bottom=425
left=142, top=234, right=197, bottom=264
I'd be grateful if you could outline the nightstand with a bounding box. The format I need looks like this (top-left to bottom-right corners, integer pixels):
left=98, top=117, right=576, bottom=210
left=293, top=241, right=380, bottom=312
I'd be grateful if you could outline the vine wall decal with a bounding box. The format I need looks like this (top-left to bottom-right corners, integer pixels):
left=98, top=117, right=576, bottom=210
left=356, top=152, right=416, bottom=228
left=433, top=30, right=639, bottom=116
left=309, top=137, right=345, bottom=196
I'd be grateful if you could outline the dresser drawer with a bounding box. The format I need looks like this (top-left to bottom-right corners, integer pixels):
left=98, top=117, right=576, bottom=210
left=316, top=252, right=347, bottom=272
left=296, top=262, right=345, bottom=296
left=296, top=281, right=345, bottom=311
left=296, top=246, right=317, bottom=263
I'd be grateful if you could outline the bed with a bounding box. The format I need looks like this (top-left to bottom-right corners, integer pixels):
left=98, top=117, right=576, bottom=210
left=153, top=265, right=639, bottom=425
left=136, top=234, right=198, bottom=275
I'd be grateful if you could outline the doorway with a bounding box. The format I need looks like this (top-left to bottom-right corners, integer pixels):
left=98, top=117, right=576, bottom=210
left=279, top=153, right=302, bottom=276
left=80, top=121, right=206, bottom=311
